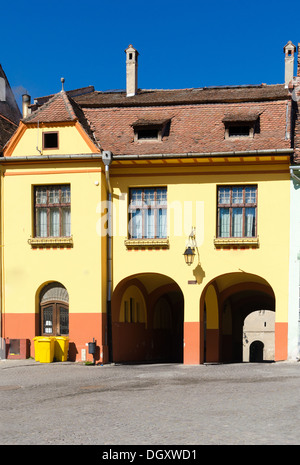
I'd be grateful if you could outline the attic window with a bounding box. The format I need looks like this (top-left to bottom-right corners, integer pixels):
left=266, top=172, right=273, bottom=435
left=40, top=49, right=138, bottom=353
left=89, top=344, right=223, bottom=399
left=43, top=132, right=59, bottom=149
left=228, top=125, right=251, bottom=137
left=223, top=111, right=260, bottom=140
left=132, top=119, right=170, bottom=142
left=137, top=128, right=159, bottom=140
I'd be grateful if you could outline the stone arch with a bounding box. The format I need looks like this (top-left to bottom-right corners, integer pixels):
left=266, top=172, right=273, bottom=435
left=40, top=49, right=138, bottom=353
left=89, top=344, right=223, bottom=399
left=200, top=272, right=275, bottom=363
left=112, top=273, right=184, bottom=363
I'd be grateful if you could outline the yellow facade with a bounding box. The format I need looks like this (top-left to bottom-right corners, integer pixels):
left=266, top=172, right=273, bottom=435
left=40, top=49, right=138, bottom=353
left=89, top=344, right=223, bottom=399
left=1, top=120, right=109, bottom=362
left=108, top=157, right=290, bottom=363
left=1, top=88, right=291, bottom=364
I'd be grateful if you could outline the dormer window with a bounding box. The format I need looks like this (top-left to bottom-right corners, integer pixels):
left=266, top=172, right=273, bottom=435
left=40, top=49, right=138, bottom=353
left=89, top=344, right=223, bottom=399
left=137, top=128, right=160, bottom=140
left=43, top=132, right=59, bottom=149
left=132, top=118, right=170, bottom=142
left=228, top=125, right=251, bottom=138
left=223, top=110, right=260, bottom=140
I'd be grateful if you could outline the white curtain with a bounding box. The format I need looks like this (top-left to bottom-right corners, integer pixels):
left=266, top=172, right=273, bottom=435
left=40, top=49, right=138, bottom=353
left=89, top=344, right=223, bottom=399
left=62, top=207, right=71, bottom=236
left=232, top=207, right=243, bottom=237
left=245, top=207, right=255, bottom=237
left=50, top=208, right=60, bottom=237
left=132, top=209, right=142, bottom=238
left=158, top=208, right=167, bottom=238
left=36, top=208, right=47, bottom=237
left=145, top=208, right=155, bottom=238
left=219, top=208, right=230, bottom=237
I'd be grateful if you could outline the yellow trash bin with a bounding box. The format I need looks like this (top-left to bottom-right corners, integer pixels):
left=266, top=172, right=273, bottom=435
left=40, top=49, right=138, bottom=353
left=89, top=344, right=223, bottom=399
left=33, top=336, right=40, bottom=362
left=34, top=337, right=54, bottom=363
left=54, top=336, right=69, bottom=362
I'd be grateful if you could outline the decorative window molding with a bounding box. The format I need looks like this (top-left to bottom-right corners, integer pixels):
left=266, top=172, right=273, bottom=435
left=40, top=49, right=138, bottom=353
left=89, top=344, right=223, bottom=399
left=214, top=236, right=259, bottom=248
left=124, top=238, right=169, bottom=249
left=28, top=236, right=73, bottom=247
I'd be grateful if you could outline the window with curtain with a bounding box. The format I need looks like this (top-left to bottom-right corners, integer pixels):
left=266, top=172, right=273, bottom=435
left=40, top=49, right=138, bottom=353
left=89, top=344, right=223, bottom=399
left=129, top=187, right=167, bottom=239
left=35, top=185, right=71, bottom=237
left=217, top=185, right=257, bottom=238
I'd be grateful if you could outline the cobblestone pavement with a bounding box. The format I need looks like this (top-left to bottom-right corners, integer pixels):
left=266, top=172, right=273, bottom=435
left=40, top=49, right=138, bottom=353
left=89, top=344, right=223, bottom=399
left=0, top=359, right=299, bottom=445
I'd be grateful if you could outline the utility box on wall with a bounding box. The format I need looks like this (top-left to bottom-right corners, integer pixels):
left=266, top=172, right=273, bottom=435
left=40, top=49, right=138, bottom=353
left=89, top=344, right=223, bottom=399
left=6, top=338, right=30, bottom=359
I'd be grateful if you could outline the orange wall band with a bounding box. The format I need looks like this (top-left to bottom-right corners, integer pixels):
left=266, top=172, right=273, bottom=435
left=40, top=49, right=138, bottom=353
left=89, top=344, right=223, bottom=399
left=183, top=322, right=201, bottom=365
left=4, top=312, right=107, bottom=363
left=275, top=322, right=288, bottom=361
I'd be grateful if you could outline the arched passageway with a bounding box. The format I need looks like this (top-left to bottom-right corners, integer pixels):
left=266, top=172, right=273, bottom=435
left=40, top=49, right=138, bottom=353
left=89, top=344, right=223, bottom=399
left=112, top=273, right=184, bottom=363
left=202, top=273, right=275, bottom=364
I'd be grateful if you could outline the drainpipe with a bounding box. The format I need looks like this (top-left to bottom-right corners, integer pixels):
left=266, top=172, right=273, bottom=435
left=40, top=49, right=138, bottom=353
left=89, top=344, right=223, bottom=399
left=290, top=166, right=300, bottom=359
left=102, top=151, right=113, bottom=363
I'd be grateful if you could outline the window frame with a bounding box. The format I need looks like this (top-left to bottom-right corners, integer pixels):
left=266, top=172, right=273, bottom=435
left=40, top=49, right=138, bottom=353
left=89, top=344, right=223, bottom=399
left=42, top=131, right=59, bottom=150
left=134, top=126, right=161, bottom=142
left=128, top=187, right=167, bottom=240
left=224, top=122, right=255, bottom=140
left=217, top=185, right=257, bottom=239
left=34, top=184, right=71, bottom=238
left=40, top=301, right=69, bottom=336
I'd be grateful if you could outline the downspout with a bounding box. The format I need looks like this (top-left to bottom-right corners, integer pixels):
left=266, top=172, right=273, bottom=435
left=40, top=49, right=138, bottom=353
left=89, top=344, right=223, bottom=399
left=102, top=151, right=113, bottom=363
left=290, top=166, right=300, bottom=359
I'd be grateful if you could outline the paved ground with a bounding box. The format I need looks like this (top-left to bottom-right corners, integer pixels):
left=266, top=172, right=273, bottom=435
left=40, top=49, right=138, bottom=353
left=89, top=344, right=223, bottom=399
left=0, top=359, right=299, bottom=446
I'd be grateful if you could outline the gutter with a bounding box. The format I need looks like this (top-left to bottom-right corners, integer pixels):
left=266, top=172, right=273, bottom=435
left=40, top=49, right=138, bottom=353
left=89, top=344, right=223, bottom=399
left=0, top=149, right=293, bottom=163
left=101, top=151, right=113, bottom=363
left=0, top=154, right=102, bottom=162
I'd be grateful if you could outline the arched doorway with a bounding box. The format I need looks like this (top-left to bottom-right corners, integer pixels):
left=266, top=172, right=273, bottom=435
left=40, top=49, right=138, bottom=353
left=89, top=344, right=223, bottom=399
left=201, top=273, right=275, bottom=364
left=249, top=341, right=264, bottom=362
left=112, top=273, right=184, bottom=363
left=39, top=282, right=69, bottom=336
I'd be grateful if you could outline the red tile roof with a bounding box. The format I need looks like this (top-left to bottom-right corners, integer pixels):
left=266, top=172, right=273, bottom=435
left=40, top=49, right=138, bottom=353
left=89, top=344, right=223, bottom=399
left=73, top=84, right=289, bottom=107
left=25, top=84, right=292, bottom=156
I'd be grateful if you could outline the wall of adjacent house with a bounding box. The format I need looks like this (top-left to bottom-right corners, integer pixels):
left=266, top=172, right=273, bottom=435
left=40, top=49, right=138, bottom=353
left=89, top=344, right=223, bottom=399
left=109, top=158, right=290, bottom=362
left=288, top=177, right=300, bottom=359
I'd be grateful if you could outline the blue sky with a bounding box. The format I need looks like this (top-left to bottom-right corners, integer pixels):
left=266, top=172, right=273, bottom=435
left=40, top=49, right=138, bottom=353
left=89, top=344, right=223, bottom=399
left=2, top=0, right=300, bottom=108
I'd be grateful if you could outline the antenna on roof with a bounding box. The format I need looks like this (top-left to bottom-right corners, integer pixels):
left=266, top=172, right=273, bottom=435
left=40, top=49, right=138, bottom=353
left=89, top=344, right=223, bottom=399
left=61, top=77, right=65, bottom=91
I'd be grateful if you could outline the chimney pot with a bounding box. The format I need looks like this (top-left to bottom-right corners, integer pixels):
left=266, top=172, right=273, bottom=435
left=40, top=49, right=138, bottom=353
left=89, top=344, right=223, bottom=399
left=125, top=44, right=139, bottom=97
left=283, top=41, right=296, bottom=88
left=22, top=93, right=31, bottom=119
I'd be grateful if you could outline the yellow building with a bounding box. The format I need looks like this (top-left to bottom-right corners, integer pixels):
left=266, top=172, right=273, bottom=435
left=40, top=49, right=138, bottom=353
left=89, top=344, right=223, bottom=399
left=1, top=45, right=294, bottom=364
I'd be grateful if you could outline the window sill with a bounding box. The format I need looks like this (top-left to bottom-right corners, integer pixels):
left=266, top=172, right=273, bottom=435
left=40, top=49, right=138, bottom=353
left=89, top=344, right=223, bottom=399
left=214, top=237, right=259, bottom=248
left=28, top=236, right=73, bottom=248
left=125, top=238, right=169, bottom=249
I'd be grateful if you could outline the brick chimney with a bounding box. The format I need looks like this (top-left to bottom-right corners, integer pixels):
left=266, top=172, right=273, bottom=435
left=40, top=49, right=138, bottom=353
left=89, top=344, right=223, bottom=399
left=283, top=41, right=296, bottom=87
left=125, top=44, right=139, bottom=97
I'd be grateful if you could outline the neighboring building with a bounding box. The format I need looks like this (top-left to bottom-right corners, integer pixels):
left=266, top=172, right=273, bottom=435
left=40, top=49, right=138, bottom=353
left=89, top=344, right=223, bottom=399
left=0, top=44, right=296, bottom=363
left=288, top=42, right=300, bottom=361
left=0, top=64, right=21, bottom=152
